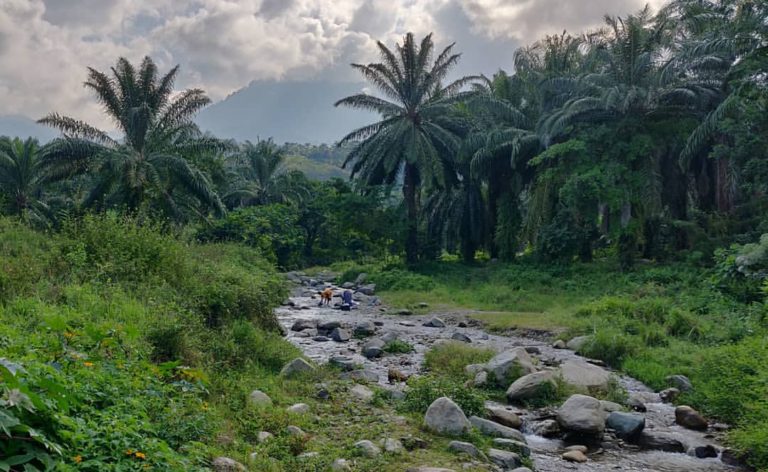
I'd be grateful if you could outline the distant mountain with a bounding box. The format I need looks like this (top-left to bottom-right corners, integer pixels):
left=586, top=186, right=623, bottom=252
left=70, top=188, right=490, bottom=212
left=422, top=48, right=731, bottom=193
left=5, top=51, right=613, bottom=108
left=197, top=80, right=376, bottom=145
left=0, top=115, right=58, bottom=142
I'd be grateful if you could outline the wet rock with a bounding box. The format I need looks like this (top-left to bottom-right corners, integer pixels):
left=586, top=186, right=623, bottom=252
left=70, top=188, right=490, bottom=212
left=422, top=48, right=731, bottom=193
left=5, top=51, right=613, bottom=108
left=636, top=432, right=685, bottom=453
left=562, top=450, right=588, bottom=463
left=354, top=321, right=376, bottom=337
left=383, top=438, right=404, bottom=454
left=424, top=397, right=471, bottom=436
left=675, top=405, right=708, bottom=430
left=248, top=390, right=272, bottom=407
left=659, top=387, right=680, bottom=403
left=721, top=448, right=749, bottom=467
left=552, top=339, right=567, bottom=349
left=691, top=444, right=718, bottom=458
left=331, top=458, right=352, bottom=471
left=340, top=369, right=378, bottom=383
left=626, top=393, right=647, bottom=412
left=606, top=412, right=645, bottom=439
left=557, top=394, right=606, bottom=436
left=485, top=348, right=537, bottom=385
left=354, top=440, right=381, bottom=457
left=318, top=320, right=341, bottom=331
left=286, top=403, right=310, bottom=414
left=599, top=400, right=623, bottom=413
left=559, top=359, right=611, bottom=391
left=286, top=425, right=306, bottom=438
left=566, top=335, right=592, bottom=352
left=329, top=355, right=355, bottom=371
left=373, top=320, right=384, bottom=326
left=211, top=457, right=246, bottom=471
left=485, top=405, right=522, bottom=429
left=362, top=338, right=385, bottom=358
left=280, top=358, right=315, bottom=377
left=257, top=431, right=273, bottom=443
left=397, top=309, right=413, bottom=316
left=506, top=370, right=557, bottom=402
left=350, top=384, right=374, bottom=403
left=451, top=332, right=471, bottom=343
left=448, top=441, right=485, bottom=459
left=358, top=284, right=376, bottom=296
left=492, top=438, right=530, bottom=457
left=312, top=335, right=330, bottom=342
left=423, top=317, right=446, bottom=328
left=564, top=445, right=588, bottom=453
left=666, top=374, right=693, bottom=392
left=331, top=328, right=351, bottom=342
left=469, top=416, right=526, bottom=442
left=532, top=419, right=560, bottom=437
left=291, top=319, right=317, bottom=332
left=487, top=448, right=522, bottom=469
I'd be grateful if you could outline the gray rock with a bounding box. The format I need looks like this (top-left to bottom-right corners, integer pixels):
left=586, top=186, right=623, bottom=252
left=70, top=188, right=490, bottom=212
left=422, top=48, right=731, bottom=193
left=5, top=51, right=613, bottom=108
left=329, top=355, right=355, bottom=371
left=556, top=394, right=606, bottom=435
left=675, top=405, right=708, bottom=430
left=354, top=273, right=368, bottom=284
left=424, top=397, right=471, bottom=436
left=599, top=400, right=623, bottom=413
left=487, top=448, right=522, bottom=469
left=286, top=403, right=310, bottom=414
left=397, top=308, right=413, bottom=316
left=562, top=450, right=588, bottom=463
left=465, top=364, right=486, bottom=375
left=342, top=282, right=355, bottom=289
left=552, top=339, right=567, bottom=349
left=354, top=440, right=381, bottom=457
left=666, top=374, right=693, bottom=392
left=290, top=319, right=317, bottom=332
left=606, top=412, right=645, bottom=439
left=280, top=358, right=315, bottom=377
left=692, top=445, right=718, bottom=458
left=211, top=457, right=246, bottom=471
left=358, top=284, right=376, bottom=296
left=451, top=332, right=471, bottom=343
left=423, top=317, right=446, bottom=328
left=448, top=441, right=486, bottom=459
left=564, top=445, right=588, bottom=453
left=331, top=458, right=352, bottom=471
left=286, top=425, right=306, bottom=438
left=566, top=335, right=592, bottom=352
left=406, top=468, right=456, bottom=472
left=627, top=393, right=648, bottom=412
left=318, top=320, right=341, bottom=331
left=472, top=371, right=488, bottom=387
left=257, top=431, right=273, bottom=443
left=381, top=331, right=399, bottom=343
left=312, top=336, right=330, bottom=342
left=331, top=328, right=351, bottom=342
left=485, top=348, right=537, bottom=385
left=469, top=416, right=526, bottom=442
left=511, top=468, right=533, bottom=472
left=532, top=419, right=560, bottom=437
left=382, top=438, right=404, bottom=453
left=340, top=369, right=379, bottom=383
left=248, top=390, right=272, bottom=407
left=362, top=338, right=385, bottom=358
left=492, top=438, right=531, bottom=457
left=350, top=384, right=374, bottom=402
left=559, top=359, right=611, bottom=391
left=637, top=432, right=685, bottom=453
left=506, top=370, right=557, bottom=402
left=354, top=321, right=376, bottom=337
left=485, top=406, right=522, bottom=429
left=659, top=387, right=680, bottom=403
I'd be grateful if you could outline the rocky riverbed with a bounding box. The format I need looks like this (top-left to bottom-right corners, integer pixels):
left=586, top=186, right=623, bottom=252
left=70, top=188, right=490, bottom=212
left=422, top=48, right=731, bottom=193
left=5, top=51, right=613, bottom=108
left=277, top=272, right=749, bottom=472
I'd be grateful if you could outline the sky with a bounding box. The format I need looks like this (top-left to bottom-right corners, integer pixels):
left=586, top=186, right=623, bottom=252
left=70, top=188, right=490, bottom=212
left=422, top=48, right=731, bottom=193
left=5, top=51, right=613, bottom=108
left=0, top=0, right=665, bottom=134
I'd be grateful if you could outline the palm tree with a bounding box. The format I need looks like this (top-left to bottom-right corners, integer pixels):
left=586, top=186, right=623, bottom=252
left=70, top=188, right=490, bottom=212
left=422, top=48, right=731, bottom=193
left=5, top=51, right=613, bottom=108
left=0, top=137, right=51, bottom=224
left=39, top=56, right=226, bottom=221
left=335, top=32, right=478, bottom=264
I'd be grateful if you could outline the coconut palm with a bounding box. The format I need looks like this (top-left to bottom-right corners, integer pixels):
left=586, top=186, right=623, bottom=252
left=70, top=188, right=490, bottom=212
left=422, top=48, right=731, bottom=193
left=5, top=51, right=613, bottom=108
left=0, top=137, right=52, bottom=224
left=39, top=56, right=226, bottom=221
left=335, top=32, right=478, bottom=264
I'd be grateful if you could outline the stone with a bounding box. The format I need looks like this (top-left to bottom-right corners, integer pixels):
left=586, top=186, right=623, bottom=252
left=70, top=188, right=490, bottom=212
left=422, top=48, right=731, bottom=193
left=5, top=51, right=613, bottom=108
left=286, top=425, right=306, bottom=438
left=448, top=441, right=485, bottom=459
left=280, top=358, right=315, bottom=377
left=472, top=371, right=488, bottom=387
left=485, top=348, right=537, bottom=385
left=362, top=338, right=385, bottom=358
left=373, top=320, right=384, bottom=326
left=331, top=328, right=351, bottom=342
left=423, top=317, right=446, bottom=328
left=659, top=387, right=680, bottom=403
left=381, top=331, right=399, bottom=344
left=406, top=468, right=456, bottom=472
left=636, top=432, right=686, bottom=453
left=354, top=321, right=376, bottom=337
left=247, top=452, right=258, bottom=463
left=506, top=370, right=558, bottom=402
left=487, top=448, right=522, bottom=469
left=692, top=445, right=718, bottom=459
left=564, top=445, right=588, bottom=453
left=401, top=436, right=429, bottom=451
left=424, top=397, right=471, bottom=436
left=257, top=431, right=273, bottom=443
left=485, top=405, right=522, bottom=429
left=566, top=335, right=592, bottom=352
left=397, top=309, right=413, bottom=316
left=211, top=457, right=246, bottom=471
left=354, top=440, right=381, bottom=457
left=290, top=319, right=317, bottom=332
left=312, top=336, right=330, bottom=342
left=329, top=355, right=355, bottom=371
left=318, top=320, right=341, bottom=331
left=721, top=448, right=748, bottom=467
left=557, top=394, right=606, bottom=435
left=552, top=339, right=567, bottom=349
left=511, top=468, right=533, bottom=472
left=383, top=438, right=404, bottom=453
left=331, top=459, right=352, bottom=471
left=451, top=332, right=471, bottom=343
left=559, top=359, right=611, bottom=391
left=248, top=390, right=272, bottom=407
left=287, top=403, right=310, bottom=414
left=358, top=284, right=376, bottom=296
left=340, top=369, right=379, bottom=383
left=666, top=374, right=693, bottom=392
left=606, top=412, right=645, bottom=439
left=675, top=405, right=708, bottom=430
left=350, top=384, right=374, bottom=402
left=492, top=438, right=531, bottom=457
left=532, top=419, right=560, bottom=437
left=562, top=450, right=588, bottom=463
left=342, top=281, right=355, bottom=289
left=469, top=416, right=526, bottom=442
left=355, top=273, right=368, bottom=285
left=418, top=302, right=429, bottom=308
left=297, top=452, right=319, bottom=459
left=465, top=364, right=486, bottom=375
left=599, top=400, right=623, bottom=413
left=627, top=393, right=647, bottom=412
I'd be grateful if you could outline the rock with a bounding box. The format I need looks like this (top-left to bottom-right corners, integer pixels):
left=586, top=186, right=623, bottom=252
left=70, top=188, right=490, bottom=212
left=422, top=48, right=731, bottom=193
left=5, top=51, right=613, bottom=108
left=659, top=387, right=680, bottom=403
left=297, top=452, right=319, bottom=459
left=354, top=440, right=381, bottom=457
left=487, top=448, right=522, bottom=469
left=358, top=284, right=376, bottom=296
left=532, top=419, right=560, bottom=437
left=552, top=339, right=567, bottom=349
left=388, top=368, right=409, bottom=383
left=451, top=332, right=471, bottom=343
left=362, top=338, right=385, bottom=358
left=247, top=452, right=258, bottom=463
left=340, top=369, right=378, bottom=383
left=506, top=370, right=557, bottom=402
left=469, top=416, right=526, bottom=442
left=559, top=359, right=611, bottom=391
left=627, top=393, right=647, bottom=412
left=350, top=384, right=375, bottom=402
left=313, top=336, right=330, bottom=342
left=331, top=458, right=352, bottom=471
left=692, top=445, right=718, bottom=459
left=424, top=397, right=471, bottom=436
left=318, top=320, right=341, bottom=331
left=557, top=394, right=606, bottom=435
left=485, top=348, right=537, bottom=385
left=406, top=468, right=456, bottom=472
left=465, top=364, right=486, bottom=375
left=599, top=400, right=623, bottom=413
left=418, top=302, right=429, bottom=308
left=248, top=390, right=272, bottom=407
left=331, top=328, right=351, bottom=342
left=329, top=355, right=355, bottom=371
left=492, top=438, right=531, bottom=457
left=675, top=405, right=708, bottom=430
left=373, top=320, right=384, bottom=326
left=280, top=358, right=315, bottom=377
left=511, top=468, right=533, bottom=472
left=291, top=319, right=317, bottom=332
left=564, top=445, right=588, bottom=453
left=562, top=450, right=588, bottom=463
left=382, top=438, right=404, bottom=453
left=287, top=403, right=310, bottom=414
left=286, top=425, right=306, bottom=437
left=342, top=281, right=355, bottom=289
left=448, top=441, right=485, bottom=459
left=721, top=448, right=748, bottom=467
left=566, top=335, right=592, bottom=352
left=457, top=321, right=468, bottom=328
left=401, top=436, right=429, bottom=451
left=381, top=331, right=399, bottom=344
left=397, top=309, right=413, bottom=316
left=472, top=371, right=488, bottom=387
left=606, top=412, right=645, bottom=439
left=257, top=431, right=273, bottom=443
left=637, top=432, right=685, bottom=453
left=354, top=273, right=368, bottom=285
left=354, top=321, right=376, bottom=337
left=211, top=457, right=246, bottom=471
left=485, top=406, right=522, bottom=429
left=423, top=317, right=446, bottom=328
left=666, top=374, right=693, bottom=392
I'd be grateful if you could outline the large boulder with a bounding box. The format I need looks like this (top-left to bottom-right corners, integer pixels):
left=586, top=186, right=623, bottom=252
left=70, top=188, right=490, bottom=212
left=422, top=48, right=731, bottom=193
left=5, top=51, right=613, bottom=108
left=666, top=374, right=693, bottom=392
left=291, top=319, right=317, bottom=332
left=331, top=328, right=351, bottom=342
left=506, top=370, right=558, bottom=402
left=423, top=317, right=446, bottom=328
left=485, top=348, right=537, bottom=385
left=447, top=441, right=485, bottom=459
left=329, top=355, right=355, bottom=371
left=492, top=438, right=531, bottom=457
left=675, top=406, right=708, bottom=430
left=424, top=397, right=471, bottom=436
left=485, top=405, right=522, bottom=429
left=557, top=394, right=606, bottom=436
left=636, top=432, right=686, bottom=453
left=362, top=338, right=385, bottom=358
left=354, top=321, right=376, bottom=337
left=469, top=416, right=526, bottom=442
left=606, top=412, right=645, bottom=439
left=248, top=390, right=272, bottom=407
left=280, top=358, right=315, bottom=377
left=559, top=360, right=611, bottom=391
left=487, top=449, right=522, bottom=469
left=211, top=457, right=246, bottom=471
left=358, top=284, right=376, bottom=296
left=566, top=335, right=592, bottom=352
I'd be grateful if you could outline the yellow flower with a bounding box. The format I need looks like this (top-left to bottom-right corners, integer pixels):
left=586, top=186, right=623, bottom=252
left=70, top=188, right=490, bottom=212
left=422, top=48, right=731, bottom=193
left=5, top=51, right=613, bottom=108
left=134, top=451, right=146, bottom=460
left=83, top=362, right=94, bottom=367
left=64, top=331, right=75, bottom=339
left=73, top=455, right=82, bottom=464
left=125, top=449, right=133, bottom=456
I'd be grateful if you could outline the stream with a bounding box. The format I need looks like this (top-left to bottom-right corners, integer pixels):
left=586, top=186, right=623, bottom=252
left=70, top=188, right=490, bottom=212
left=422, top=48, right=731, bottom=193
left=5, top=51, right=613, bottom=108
left=276, top=276, right=746, bottom=472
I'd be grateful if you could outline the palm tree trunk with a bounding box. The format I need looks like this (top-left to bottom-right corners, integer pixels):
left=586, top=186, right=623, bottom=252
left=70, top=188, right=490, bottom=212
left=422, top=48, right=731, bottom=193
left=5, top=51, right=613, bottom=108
left=487, top=177, right=500, bottom=259
left=403, top=163, right=419, bottom=265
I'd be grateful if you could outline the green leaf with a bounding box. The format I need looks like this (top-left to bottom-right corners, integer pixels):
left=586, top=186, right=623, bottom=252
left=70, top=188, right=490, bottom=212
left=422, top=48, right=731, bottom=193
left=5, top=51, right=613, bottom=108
left=0, top=410, right=21, bottom=435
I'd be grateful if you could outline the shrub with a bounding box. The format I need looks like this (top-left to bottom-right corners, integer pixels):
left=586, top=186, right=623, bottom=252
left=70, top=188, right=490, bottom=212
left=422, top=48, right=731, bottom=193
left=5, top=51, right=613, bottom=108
left=383, top=339, right=414, bottom=354
left=401, top=375, right=485, bottom=417
left=423, top=342, right=495, bottom=379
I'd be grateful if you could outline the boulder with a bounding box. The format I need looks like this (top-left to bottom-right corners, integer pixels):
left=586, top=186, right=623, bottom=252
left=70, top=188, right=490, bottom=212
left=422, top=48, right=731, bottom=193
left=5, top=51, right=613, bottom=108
left=354, top=321, right=376, bottom=337
left=626, top=393, right=647, bottom=412
left=286, top=403, right=310, bottom=414
left=472, top=371, right=488, bottom=387
left=485, top=348, right=537, bottom=385
left=666, top=374, right=693, bottom=392
left=362, top=338, right=385, bottom=358
left=354, top=440, right=381, bottom=457
left=564, top=445, right=588, bottom=453
left=469, top=416, right=526, bottom=442
left=397, top=308, right=413, bottom=316
left=248, top=390, right=272, bottom=407
left=532, top=419, right=560, bottom=437
left=562, top=450, right=588, bottom=463
left=506, top=370, right=557, bottom=402
left=354, top=273, right=368, bottom=285
left=492, top=438, right=531, bottom=457
left=511, top=468, right=533, bottom=472
left=556, top=394, right=606, bottom=435
left=599, top=400, right=623, bottom=413
left=552, top=339, right=567, bottom=349
left=465, top=364, right=486, bottom=375
left=659, top=387, right=680, bottom=403
left=318, top=320, right=341, bottom=331
left=447, top=441, right=485, bottom=459
left=637, top=432, right=685, bottom=453
left=358, top=284, right=376, bottom=296
left=451, top=332, right=471, bottom=343
left=566, top=335, right=592, bottom=352
left=692, top=445, right=718, bottom=459
left=331, top=459, right=352, bottom=471
left=312, top=336, right=330, bottom=342
left=382, top=438, right=404, bottom=454
left=286, top=425, right=306, bottom=438
left=485, top=405, right=522, bottom=429
left=211, top=457, right=246, bottom=472
left=675, top=405, right=708, bottom=430
left=606, top=412, right=645, bottom=439
left=559, top=359, right=611, bottom=391
left=424, top=397, right=471, bottom=436
left=329, top=355, right=355, bottom=371
left=280, top=358, right=315, bottom=377
left=290, top=319, right=317, bottom=332
left=257, top=431, right=273, bottom=443
left=487, top=449, right=522, bottom=469
left=331, top=328, right=351, bottom=342
left=423, top=317, right=446, bottom=328
left=350, top=384, right=374, bottom=403
left=340, top=369, right=378, bottom=383
left=381, top=331, right=399, bottom=344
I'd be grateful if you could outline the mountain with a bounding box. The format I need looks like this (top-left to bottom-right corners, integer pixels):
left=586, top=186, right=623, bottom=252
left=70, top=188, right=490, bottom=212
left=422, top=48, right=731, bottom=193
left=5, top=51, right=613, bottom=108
left=0, top=115, right=58, bottom=142
left=196, top=80, right=376, bottom=145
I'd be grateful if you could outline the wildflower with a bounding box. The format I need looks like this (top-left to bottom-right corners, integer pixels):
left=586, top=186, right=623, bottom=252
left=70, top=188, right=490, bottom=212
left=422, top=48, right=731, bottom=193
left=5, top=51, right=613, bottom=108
left=73, top=455, right=82, bottom=463
left=134, top=451, right=146, bottom=459
left=125, top=449, right=133, bottom=455
left=83, top=362, right=94, bottom=367
left=64, top=331, right=75, bottom=339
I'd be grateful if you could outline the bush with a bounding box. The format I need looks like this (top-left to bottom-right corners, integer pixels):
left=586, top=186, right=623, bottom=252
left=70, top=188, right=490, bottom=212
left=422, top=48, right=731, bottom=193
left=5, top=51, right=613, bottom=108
left=401, top=375, right=485, bottom=417
left=383, top=339, right=414, bottom=354
left=423, top=342, right=495, bottom=379
left=712, top=235, right=768, bottom=302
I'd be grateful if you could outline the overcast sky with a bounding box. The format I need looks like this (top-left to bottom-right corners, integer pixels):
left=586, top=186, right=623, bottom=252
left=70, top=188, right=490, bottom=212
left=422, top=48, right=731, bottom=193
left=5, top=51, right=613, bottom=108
left=0, top=0, right=665, bottom=129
